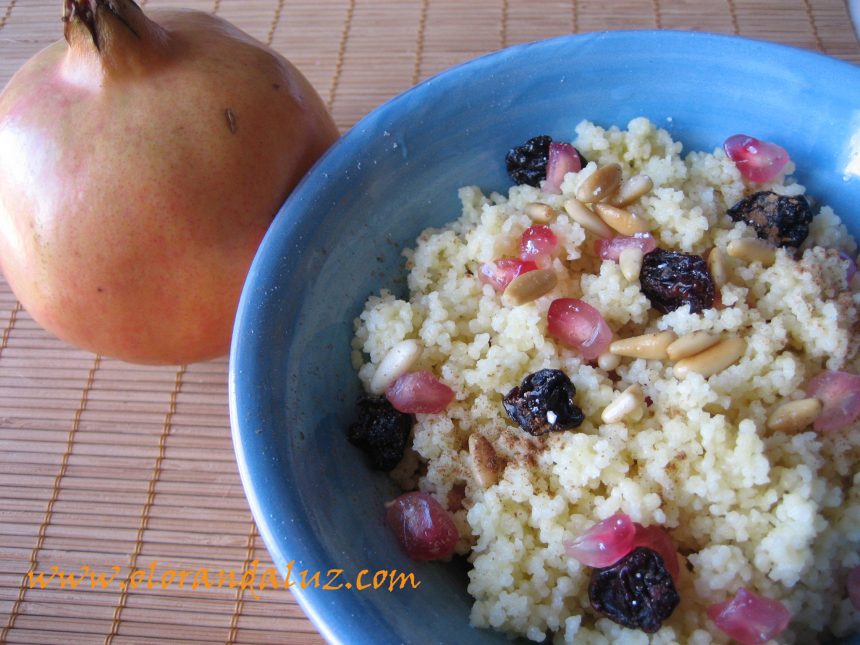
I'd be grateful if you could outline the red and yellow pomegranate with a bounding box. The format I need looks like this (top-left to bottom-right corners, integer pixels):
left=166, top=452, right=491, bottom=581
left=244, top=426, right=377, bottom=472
left=0, top=0, right=339, bottom=364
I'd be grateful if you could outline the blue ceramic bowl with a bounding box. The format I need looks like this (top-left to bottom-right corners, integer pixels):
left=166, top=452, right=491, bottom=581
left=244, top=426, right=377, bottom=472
left=229, top=31, right=860, bottom=644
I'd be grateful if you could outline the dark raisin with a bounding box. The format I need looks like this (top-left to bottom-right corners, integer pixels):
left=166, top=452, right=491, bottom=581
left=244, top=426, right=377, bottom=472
left=640, top=248, right=714, bottom=314
left=727, top=191, right=813, bottom=248
left=348, top=396, right=413, bottom=470
left=506, top=135, right=551, bottom=187
left=589, top=547, right=680, bottom=633
left=502, top=369, right=584, bottom=436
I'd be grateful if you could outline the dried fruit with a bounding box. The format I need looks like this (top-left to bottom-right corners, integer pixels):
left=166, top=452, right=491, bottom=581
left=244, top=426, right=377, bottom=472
left=348, top=396, right=413, bottom=470
left=706, top=587, right=790, bottom=645
left=640, top=248, right=715, bottom=314
left=385, top=371, right=455, bottom=414
left=502, top=369, right=584, bottom=436
left=546, top=298, right=613, bottom=359
left=385, top=491, right=459, bottom=561
left=723, top=134, right=790, bottom=183
left=727, top=191, right=813, bottom=248
left=506, top=135, right=552, bottom=187
left=479, top=259, right=538, bottom=292
left=589, top=547, right=680, bottom=633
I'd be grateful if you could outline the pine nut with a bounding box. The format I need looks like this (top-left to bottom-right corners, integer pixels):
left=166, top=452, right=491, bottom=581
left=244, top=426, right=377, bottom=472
left=576, top=163, right=622, bottom=203
left=563, top=198, right=614, bottom=239
left=593, top=203, right=652, bottom=236
left=726, top=238, right=776, bottom=267
left=610, top=331, right=677, bottom=360
left=619, top=247, right=644, bottom=281
left=597, top=351, right=622, bottom=371
left=666, top=331, right=721, bottom=361
left=469, top=434, right=503, bottom=488
left=525, top=202, right=556, bottom=223
left=601, top=384, right=644, bottom=424
left=503, top=269, right=557, bottom=306
left=370, top=339, right=422, bottom=394
left=672, top=337, right=746, bottom=379
left=610, top=174, right=653, bottom=207
left=708, top=247, right=728, bottom=289
left=766, top=398, right=822, bottom=434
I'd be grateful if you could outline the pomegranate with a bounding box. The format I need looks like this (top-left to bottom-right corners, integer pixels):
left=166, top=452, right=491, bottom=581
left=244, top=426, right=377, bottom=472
left=385, top=491, right=459, bottom=561
left=565, top=513, right=636, bottom=568
left=520, top=225, right=558, bottom=266
left=0, top=0, right=339, bottom=364
left=707, top=587, right=790, bottom=644
left=542, top=142, right=583, bottom=194
left=565, top=513, right=679, bottom=581
left=385, top=371, right=455, bottom=414
left=805, top=370, right=860, bottom=432
left=546, top=298, right=613, bottom=360
left=595, top=233, right=657, bottom=262
left=478, top=258, right=537, bottom=292
left=723, top=134, right=790, bottom=183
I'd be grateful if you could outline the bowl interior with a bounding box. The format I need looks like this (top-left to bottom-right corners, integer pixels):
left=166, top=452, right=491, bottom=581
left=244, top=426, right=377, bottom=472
left=230, top=30, right=860, bottom=645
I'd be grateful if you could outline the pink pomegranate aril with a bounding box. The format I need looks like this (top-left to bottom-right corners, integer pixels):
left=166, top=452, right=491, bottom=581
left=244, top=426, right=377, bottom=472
left=632, top=523, right=680, bottom=582
left=520, top=225, right=558, bottom=266
left=385, top=371, right=455, bottom=414
left=547, top=298, right=613, bottom=360
left=707, top=587, right=790, bottom=645
left=839, top=251, right=857, bottom=283
left=542, top=142, right=583, bottom=194
left=385, top=491, right=459, bottom=561
left=564, top=513, right=636, bottom=568
left=805, top=370, right=860, bottom=432
left=565, top=513, right=680, bottom=580
left=479, top=258, right=538, bottom=292
left=848, top=565, right=860, bottom=610
left=595, top=233, right=657, bottom=262
left=723, top=134, right=790, bottom=183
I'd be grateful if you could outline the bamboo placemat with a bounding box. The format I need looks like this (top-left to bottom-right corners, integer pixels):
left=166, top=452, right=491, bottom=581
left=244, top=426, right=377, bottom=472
left=0, top=1, right=857, bottom=643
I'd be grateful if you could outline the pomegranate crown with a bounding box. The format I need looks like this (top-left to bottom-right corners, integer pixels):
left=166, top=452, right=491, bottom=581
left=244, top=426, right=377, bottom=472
left=62, top=0, right=143, bottom=50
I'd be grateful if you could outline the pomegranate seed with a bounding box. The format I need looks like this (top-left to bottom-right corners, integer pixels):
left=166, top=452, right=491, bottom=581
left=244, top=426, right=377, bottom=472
left=385, top=371, right=455, bottom=414
left=564, top=513, right=636, bottom=568
left=479, top=258, right=538, bottom=292
left=542, top=142, right=583, bottom=194
left=565, top=514, right=680, bottom=581
left=547, top=298, right=613, bottom=360
left=385, top=491, right=459, bottom=561
left=632, top=523, right=679, bottom=582
left=848, top=566, right=860, bottom=610
left=839, top=251, right=857, bottom=283
left=707, top=587, right=790, bottom=645
left=723, top=134, right=790, bottom=183
left=595, top=233, right=658, bottom=262
left=805, top=370, right=860, bottom=432
left=520, top=225, right=558, bottom=266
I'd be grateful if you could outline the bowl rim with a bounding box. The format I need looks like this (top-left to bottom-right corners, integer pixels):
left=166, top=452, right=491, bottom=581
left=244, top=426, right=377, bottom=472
left=229, top=28, right=860, bottom=644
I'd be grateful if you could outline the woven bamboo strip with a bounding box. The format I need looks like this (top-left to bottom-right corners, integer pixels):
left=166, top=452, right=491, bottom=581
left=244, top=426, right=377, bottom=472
left=105, top=365, right=185, bottom=644
left=225, top=521, right=258, bottom=645
left=1, top=354, right=101, bottom=641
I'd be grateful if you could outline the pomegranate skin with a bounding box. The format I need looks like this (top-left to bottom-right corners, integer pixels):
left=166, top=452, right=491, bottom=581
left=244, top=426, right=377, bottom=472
left=0, top=2, right=339, bottom=364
